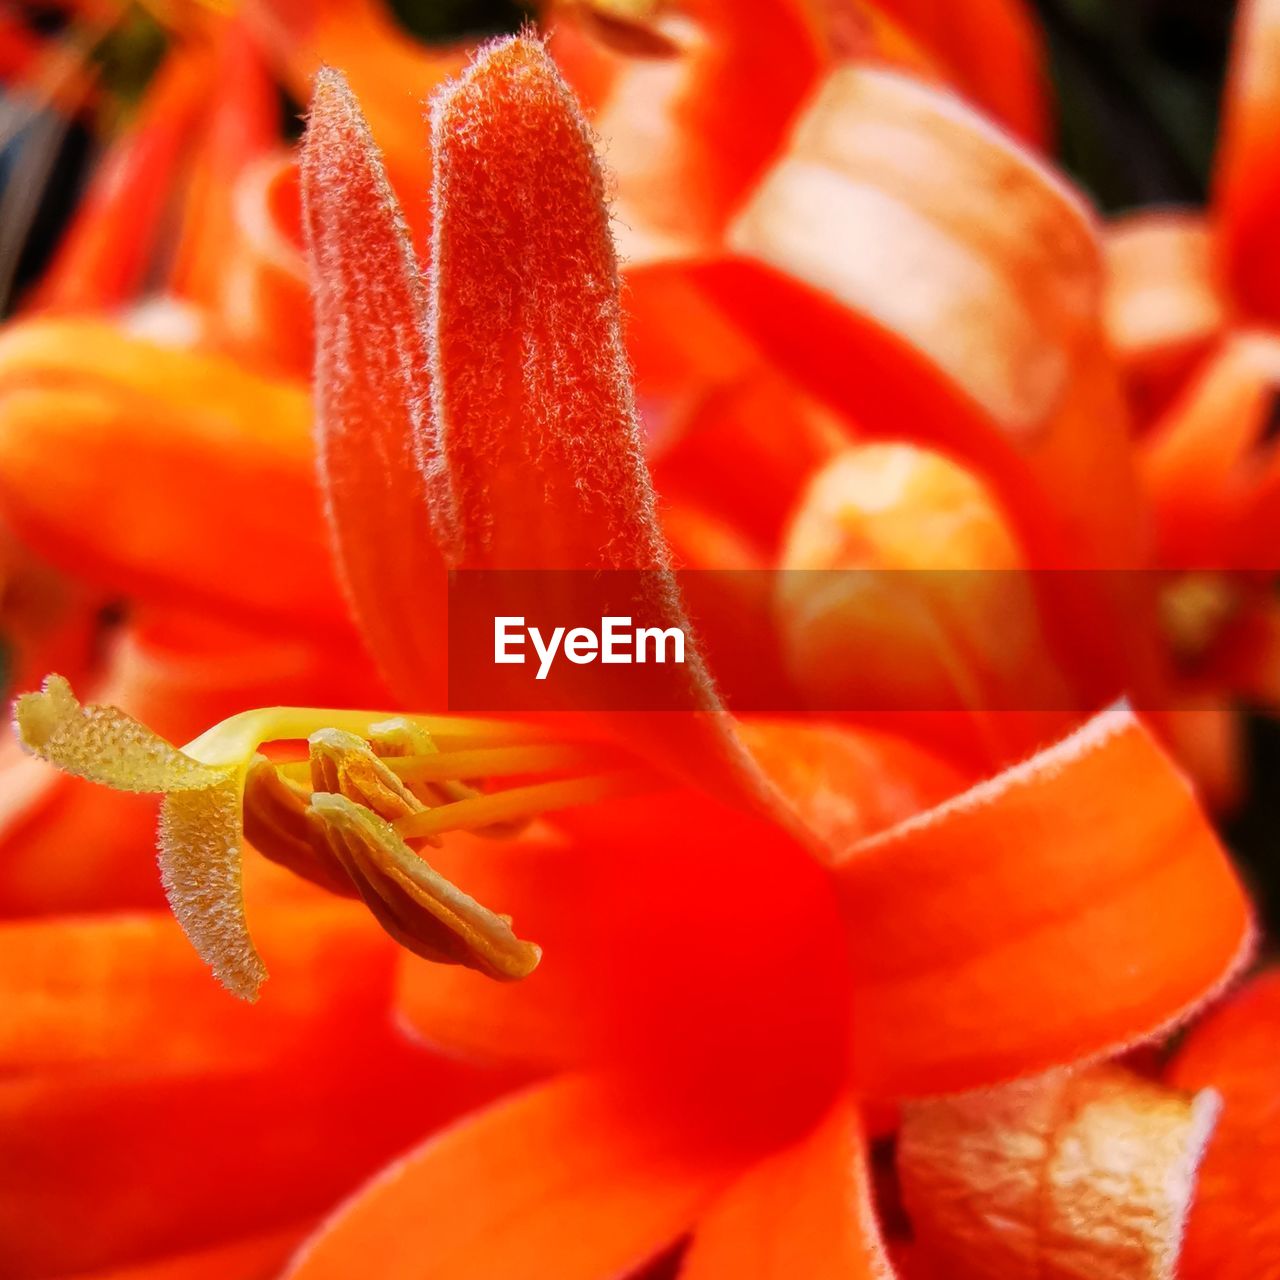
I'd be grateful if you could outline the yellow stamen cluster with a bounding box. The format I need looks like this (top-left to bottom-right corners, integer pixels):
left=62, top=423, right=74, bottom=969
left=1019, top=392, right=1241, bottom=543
left=13, top=675, right=646, bottom=999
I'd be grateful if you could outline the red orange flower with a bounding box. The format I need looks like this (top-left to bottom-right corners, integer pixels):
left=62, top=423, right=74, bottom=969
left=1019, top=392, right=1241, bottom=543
left=9, top=36, right=1258, bottom=1280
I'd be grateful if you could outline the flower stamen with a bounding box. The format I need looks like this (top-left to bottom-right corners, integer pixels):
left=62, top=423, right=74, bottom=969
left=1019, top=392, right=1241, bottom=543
left=13, top=674, right=649, bottom=997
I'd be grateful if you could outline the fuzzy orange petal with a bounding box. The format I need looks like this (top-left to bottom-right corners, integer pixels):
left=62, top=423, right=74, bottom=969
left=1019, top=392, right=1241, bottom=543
left=283, top=1073, right=742, bottom=1280
left=427, top=37, right=773, bottom=799
left=835, top=706, right=1254, bottom=1097
left=1214, top=0, right=1280, bottom=323
left=300, top=68, right=448, bottom=706
left=0, top=317, right=344, bottom=626
left=899, top=1066, right=1220, bottom=1280
left=1166, top=968, right=1280, bottom=1280
left=679, top=1093, right=893, bottom=1280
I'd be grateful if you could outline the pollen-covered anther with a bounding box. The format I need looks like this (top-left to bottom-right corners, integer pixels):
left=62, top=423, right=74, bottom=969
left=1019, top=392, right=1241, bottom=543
left=307, top=791, right=542, bottom=980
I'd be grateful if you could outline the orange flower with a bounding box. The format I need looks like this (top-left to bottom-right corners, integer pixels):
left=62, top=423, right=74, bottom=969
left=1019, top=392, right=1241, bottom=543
left=12, top=37, right=1255, bottom=1279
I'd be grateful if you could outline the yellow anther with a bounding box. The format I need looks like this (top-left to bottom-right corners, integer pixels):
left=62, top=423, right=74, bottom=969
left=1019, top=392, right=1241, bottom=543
left=307, top=793, right=541, bottom=980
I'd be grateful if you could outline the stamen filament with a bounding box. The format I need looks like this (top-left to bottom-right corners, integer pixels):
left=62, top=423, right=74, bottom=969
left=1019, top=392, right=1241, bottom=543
left=386, top=743, right=621, bottom=782
left=394, top=771, right=653, bottom=839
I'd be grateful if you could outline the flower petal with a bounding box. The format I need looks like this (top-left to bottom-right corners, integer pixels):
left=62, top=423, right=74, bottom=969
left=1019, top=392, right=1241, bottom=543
left=426, top=37, right=773, bottom=803
left=706, top=65, right=1141, bottom=570
left=868, top=0, right=1049, bottom=145
left=0, top=1038, right=497, bottom=1278
left=835, top=706, right=1254, bottom=1097
left=0, top=898, right=394, bottom=1077
left=0, top=317, right=343, bottom=626
left=679, top=1094, right=893, bottom=1280
left=282, top=1074, right=741, bottom=1280
left=397, top=775, right=851, bottom=1145
left=898, top=1066, right=1220, bottom=1280
left=214, top=152, right=314, bottom=377
left=169, top=18, right=279, bottom=310
left=300, top=68, right=448, bottom=706
left=428, top=37, right=669, bottom=574
left=1140, top=331, right=1280, bottom=569
left=1103, top=211, right=1227, bottom=421
left=32, top=46, right=211, bottom=310
left=63, top=1227, right=306, bottom=1280
left=1214, top=0, right=1280, bottom=322
left=1166, top=969, right=1280, bottom=1280
left=547, top=0, right=826, bottom=261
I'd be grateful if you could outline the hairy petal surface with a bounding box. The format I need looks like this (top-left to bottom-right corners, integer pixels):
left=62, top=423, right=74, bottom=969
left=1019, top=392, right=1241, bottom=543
left=835, top=706, right=1254, bottom=1096
left=301, top=68, right=447, bottom=705
left=426, top=37, right=775, bottom=808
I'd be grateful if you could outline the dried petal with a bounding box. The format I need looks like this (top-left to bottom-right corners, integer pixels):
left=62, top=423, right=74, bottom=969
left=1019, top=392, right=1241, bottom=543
left=899, top=1067, right=1220, bottom=1280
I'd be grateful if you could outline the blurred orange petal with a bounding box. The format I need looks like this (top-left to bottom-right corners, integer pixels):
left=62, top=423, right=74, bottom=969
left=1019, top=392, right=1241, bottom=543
left=283, top=1074, right=740, bottom=1280
left=835, top=706, right=1254, bottom=1097
left=63, top=1227, right=306, bottom=1280
left=169, top=18, right=279, bottom=309
left=0, top=317, right=345, bottom=627
left=711, top=65, right=1141, bottom=570
left=33, top=45, right=211, bottom=311
left=865, top=0, right=1049, bottom=145
left=899, top=1066, right=1220, bottom=1280
left=1141, top=330, right=1280, bottom=567
left=777, top=442, right=1073, bottom=762
left=0, top=899, right=394, bottom=1076
left=680, top=1094, right=893, bottom=1280
left=0, top=1040, right=496, bottom=1278
left=213, top=152, right=313, bottom=377
left=548, top=0, right=827, bottom=260
left=1214, top=0, right=1280, bottom=323
left=1167, top=969, right=1280, bottom=1280
left=1104, top=211, right=1228, bottom=421
left=246, top=0, right=466, bottom=213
